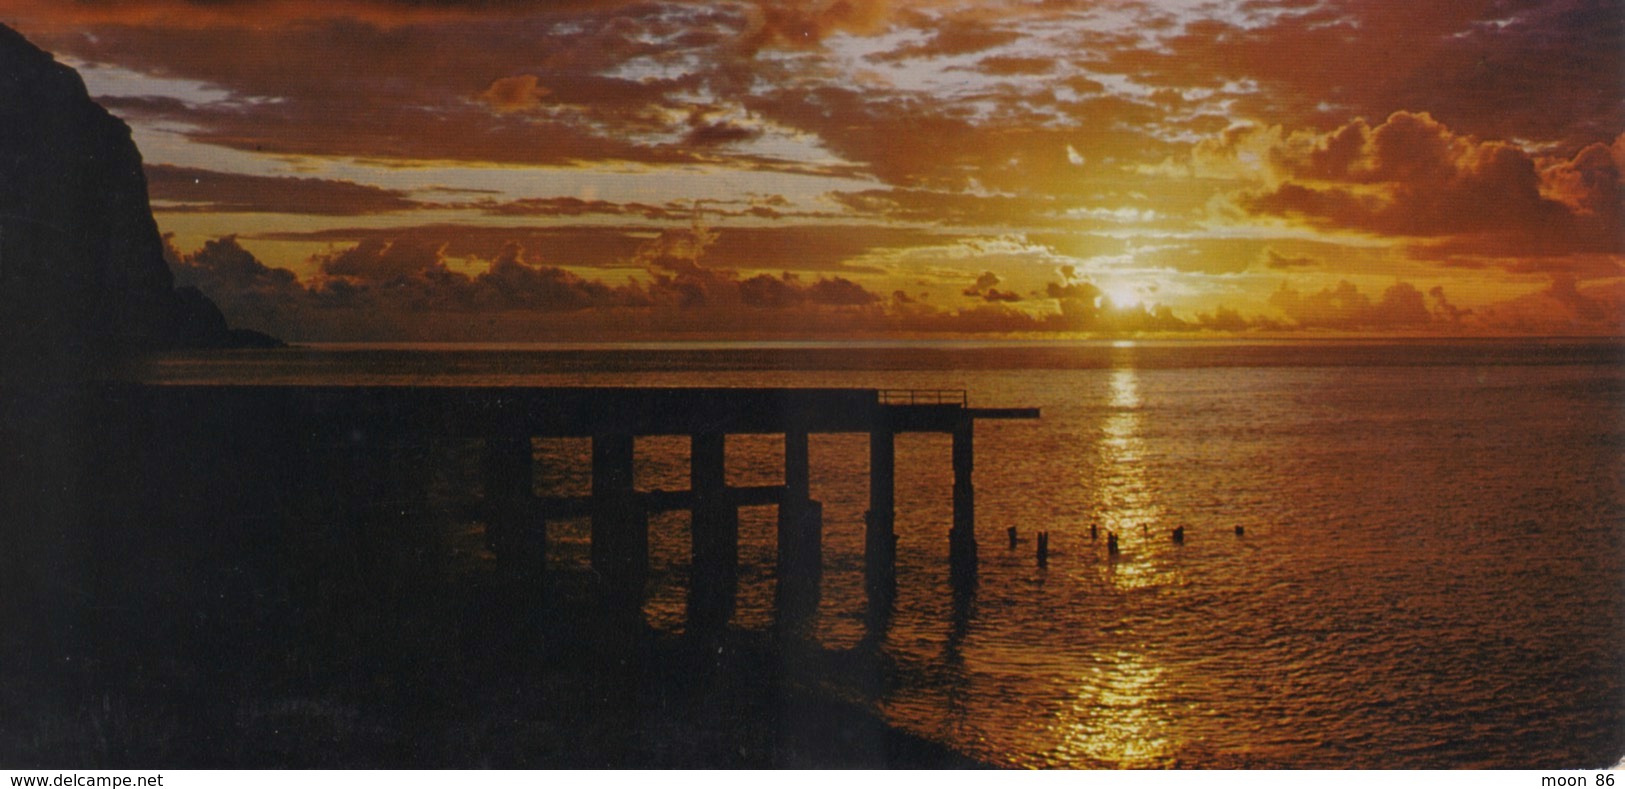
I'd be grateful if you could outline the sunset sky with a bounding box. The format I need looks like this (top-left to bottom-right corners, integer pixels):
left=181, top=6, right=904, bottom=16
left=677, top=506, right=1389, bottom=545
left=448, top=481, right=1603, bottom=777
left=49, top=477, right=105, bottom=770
left=7, top=0, right=1622, bottom=340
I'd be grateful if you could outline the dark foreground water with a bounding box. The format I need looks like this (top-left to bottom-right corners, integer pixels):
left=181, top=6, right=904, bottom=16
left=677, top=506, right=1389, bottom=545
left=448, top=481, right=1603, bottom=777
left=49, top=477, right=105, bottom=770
left=134, top=339, right=1625, bottom=768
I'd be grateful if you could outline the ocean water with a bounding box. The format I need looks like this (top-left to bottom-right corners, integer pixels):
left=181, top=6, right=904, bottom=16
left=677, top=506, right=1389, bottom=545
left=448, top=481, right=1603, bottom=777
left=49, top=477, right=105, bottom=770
left=134, top=339, right=1625, bottom=768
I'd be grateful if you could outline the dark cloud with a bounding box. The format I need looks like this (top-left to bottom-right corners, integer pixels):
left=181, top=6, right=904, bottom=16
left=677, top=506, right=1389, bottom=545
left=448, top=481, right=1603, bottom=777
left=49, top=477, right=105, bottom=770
left=737, top=272, right=803, bottom=308
left=17, top=0, right=1621, bottom=197
left=682, top=119, right=761, bottom=147
left=962, top=270, right=1021, bottom=303
left=1382, top=0, right=1625, bottom=151
left=316, top=238, right=448, bottom=281
left=254, top=224, right=647, bottom=272
left=165, top=227, right=897, bottom=339
left=146, top=164, right=423, bottom=215
left=478, top=196, right=684, bottom=220
left=635, top=223, right=733, bottom=308
left=1098, top=0, right=1622, bottom=152
left=747, top=84, right=1181, bottom=192
left=166, top=235, right=306, bottom=334
left=1194, top=305, right=1260, bottom=333
left=171, top=233, right=1565, bottom=340
left=1268, top=280, right=1436, bottom=329
left=738, top=272, right=880, bottom=308
left=472, top=194, right=829, bottom=222
left=476, top=242, right=651, bottom=311
left=23, top=12, right=748, bottom=168
left=1428, top=285, right=1473, bottom=323
left=1474, top=274, right=1625, bottom=334
left=1237, top=112, right=1623, bottom=263
left=167, top=233, right=659, bottom=336
left=1541, top=271, right=1611, bottom=324
left=250, top=221, right=943, bottom=273
left=11, top=0, right=1619, bottom=341
left=804, top=275, right=878, bottom=306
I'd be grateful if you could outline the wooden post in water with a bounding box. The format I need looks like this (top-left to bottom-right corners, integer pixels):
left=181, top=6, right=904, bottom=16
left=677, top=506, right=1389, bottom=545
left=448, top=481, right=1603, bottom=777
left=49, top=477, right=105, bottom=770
left=591, top=433, right=646, bottom=595
left=866, top=425, right=897, bottom=595
left=949, top=418, right=977, bottom=581
left=689, top=431, right=737, bottom=630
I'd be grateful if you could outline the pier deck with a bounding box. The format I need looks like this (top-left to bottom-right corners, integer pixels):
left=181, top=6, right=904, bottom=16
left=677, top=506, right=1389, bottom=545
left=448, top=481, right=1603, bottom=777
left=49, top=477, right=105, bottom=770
left=108, top=384, right=1038, bottom=622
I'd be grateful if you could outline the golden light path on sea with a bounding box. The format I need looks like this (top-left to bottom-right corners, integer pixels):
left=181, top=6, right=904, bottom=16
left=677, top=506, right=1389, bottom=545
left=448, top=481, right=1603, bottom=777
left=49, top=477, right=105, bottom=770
left=1041, top=358, right=1185, bottom=767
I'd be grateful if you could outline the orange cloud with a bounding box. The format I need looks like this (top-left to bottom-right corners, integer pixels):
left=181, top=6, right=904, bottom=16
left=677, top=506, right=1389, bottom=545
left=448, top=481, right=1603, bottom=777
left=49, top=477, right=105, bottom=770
left=1268, top=280, right=1433, bottom=330
left=173, top=230, right=1597, bottom=340
left=1263, top=250, right=1316, bottom=270
left=742, top=0, right=894, bottom=51
left=1102, top=1, right=1621, bottom=153
left=1539, top=136, right=1625, bottom=220
left=14, top=0, right=1619, bottom=343
left=5, top=0, right=642, bottom=29
left=1474, top=274, right=1625, bottom=335
left=146, top=165, right=422, bottom=215
left=865, top=19, right=1018, bottom=62
left=475, top=74, right=550, bottom=112
left=1237, top=112, right=1622, bottom=262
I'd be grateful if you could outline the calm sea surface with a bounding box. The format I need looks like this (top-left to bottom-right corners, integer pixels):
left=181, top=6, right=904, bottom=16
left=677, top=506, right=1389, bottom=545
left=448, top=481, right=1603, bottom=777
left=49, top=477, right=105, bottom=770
left=135, top=339, right=1625, bottom=768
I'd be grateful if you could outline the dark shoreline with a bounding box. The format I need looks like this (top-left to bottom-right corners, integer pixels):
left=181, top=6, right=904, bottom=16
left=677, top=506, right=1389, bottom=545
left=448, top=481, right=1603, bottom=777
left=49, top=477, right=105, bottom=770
left=0, top=379, right=993, bottom=769
left=1, top=536, right=991, bottom=769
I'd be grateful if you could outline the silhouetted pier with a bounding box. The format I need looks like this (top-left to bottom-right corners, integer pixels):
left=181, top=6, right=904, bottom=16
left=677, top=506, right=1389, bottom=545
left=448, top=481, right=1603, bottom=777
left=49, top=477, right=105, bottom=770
left=106, top=384, right=1038, bottom=625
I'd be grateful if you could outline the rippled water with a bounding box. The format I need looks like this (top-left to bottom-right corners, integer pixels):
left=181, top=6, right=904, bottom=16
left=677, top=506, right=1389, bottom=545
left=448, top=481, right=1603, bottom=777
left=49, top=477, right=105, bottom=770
left=135, top=339, right=1625, bottom=768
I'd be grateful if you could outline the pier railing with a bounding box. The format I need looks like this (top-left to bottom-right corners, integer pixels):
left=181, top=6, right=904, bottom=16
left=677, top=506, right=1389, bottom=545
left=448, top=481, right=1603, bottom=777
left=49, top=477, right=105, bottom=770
left=878, top=388, right=968, bottom=406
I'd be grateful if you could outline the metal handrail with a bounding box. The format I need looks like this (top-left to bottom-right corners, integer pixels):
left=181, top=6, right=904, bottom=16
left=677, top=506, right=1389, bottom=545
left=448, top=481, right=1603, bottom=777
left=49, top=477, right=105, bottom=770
left=877, top=389, right=968, bottom=406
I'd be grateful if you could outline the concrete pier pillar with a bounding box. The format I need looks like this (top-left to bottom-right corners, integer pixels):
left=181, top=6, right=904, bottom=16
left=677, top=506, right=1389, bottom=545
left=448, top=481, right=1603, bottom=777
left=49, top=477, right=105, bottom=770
left=482, top=435, right=540, bottom=564
left=689, top=432, right=737, bottom=630
left=949, top=419, right=977, bottom=581
left=777, top=430, right=820, bottom=577
left=776, top=429, right=822, bottom=625
left=591, top=433, right=646, bottom=592
left=866, top=427, right=896, bottom=594
left=776, top=498, right=823, bottom=619
left=785, top=429, right=810, bottom=503
left=483, top=435, right=544, bottom=628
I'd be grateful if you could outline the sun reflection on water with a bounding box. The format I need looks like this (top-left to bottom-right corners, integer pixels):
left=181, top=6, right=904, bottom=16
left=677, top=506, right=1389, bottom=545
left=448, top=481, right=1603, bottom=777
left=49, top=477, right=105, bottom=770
left=1048, top=650, right=1178, bottom=767
left=1044, top=365, right=1185, bottom=767
left=1091, top=368, right=1168, bottom=587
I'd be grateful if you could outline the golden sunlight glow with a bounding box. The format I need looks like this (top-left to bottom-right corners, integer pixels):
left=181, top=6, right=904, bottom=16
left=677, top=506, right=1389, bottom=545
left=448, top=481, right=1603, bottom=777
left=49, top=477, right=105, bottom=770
left=1109, top=365, right=1138, bottom=409
left=1049, top=649, right=1179, bottom=767
left=21, top=0, right=1620, bottom=341
left=1103, top=282, right=1143, bottom=309
left=1092, top=367, right=1158, bottom=543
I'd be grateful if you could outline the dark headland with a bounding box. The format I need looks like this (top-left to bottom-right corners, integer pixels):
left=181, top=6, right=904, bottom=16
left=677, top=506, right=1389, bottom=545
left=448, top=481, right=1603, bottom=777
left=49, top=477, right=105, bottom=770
left=0, top=24, right=986, bottom=768
left=0, top=23, right=280, bottom=383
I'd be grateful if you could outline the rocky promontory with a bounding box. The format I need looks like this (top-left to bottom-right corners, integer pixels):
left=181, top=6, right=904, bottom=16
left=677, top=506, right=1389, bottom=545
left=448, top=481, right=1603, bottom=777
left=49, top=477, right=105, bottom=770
left=0, top=24, right=277, bottom=383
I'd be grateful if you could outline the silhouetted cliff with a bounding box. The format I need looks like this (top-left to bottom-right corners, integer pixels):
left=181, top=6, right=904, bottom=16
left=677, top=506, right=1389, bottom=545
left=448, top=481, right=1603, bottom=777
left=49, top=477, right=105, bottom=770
left=0, top=24, right=277, bottom=382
